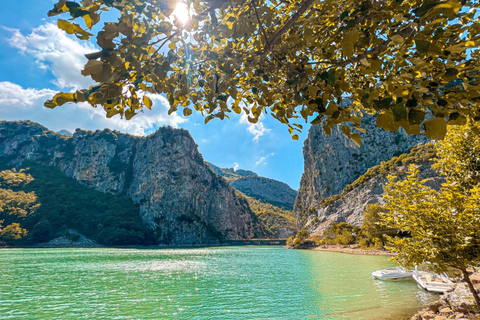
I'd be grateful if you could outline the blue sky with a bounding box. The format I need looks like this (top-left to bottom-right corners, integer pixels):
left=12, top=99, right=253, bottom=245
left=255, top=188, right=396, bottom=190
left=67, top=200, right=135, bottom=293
left=0, top=1, right=310, bottom=189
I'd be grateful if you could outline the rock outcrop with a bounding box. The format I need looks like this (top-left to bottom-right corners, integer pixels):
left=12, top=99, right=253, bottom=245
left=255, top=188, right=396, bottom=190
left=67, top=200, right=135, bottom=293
left=294, top=115, right=428, bottom=231
left=410, top=275, right=480, bottom=320
left=0, top=120, right=264, bottom=244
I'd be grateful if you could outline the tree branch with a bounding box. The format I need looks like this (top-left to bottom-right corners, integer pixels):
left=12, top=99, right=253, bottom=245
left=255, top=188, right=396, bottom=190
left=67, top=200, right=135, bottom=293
left=264, top=0, right=316, bottom=54
left=251, top=0, right=268, bottom=47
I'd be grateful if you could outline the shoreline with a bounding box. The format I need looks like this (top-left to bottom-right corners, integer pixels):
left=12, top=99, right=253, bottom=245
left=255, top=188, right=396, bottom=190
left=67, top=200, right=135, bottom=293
left=311, top=245, right=396, bottom=256
left=285, top=243, right=397, bottom=256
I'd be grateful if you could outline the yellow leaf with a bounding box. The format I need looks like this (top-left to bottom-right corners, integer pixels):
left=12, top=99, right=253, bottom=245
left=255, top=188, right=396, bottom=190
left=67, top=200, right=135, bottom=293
left=143, top=96, right=152, bottom=110
left=52, top=92, right=75, bottom=106
left=58, top=19, right=76, bottom=33
left=168, top=42, right=176, bottom=50
left=351, top=133, right=362, bottom=147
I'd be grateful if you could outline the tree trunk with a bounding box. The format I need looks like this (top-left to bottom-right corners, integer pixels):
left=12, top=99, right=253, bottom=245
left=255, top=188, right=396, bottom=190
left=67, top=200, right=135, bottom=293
left=461, top=268, right=480, bottom=310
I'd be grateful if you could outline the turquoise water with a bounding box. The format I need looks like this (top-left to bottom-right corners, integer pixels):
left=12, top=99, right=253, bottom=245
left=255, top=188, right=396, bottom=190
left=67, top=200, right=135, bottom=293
left=0, top=247, right=437, bottom=319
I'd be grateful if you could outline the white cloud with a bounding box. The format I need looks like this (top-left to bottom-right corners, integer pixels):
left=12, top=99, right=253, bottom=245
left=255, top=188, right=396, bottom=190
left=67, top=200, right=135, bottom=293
left=239, top=112, right=270, bottom=141
left=6, top=23, right=96, bottom=90
left=0, top=82, right=56, bottom=107
left=254, top=152, right=275, bottom=167
left=255, top=157, right=267, bottom=166
left=233, top=162, right=239, bottom=171
left=1, top=23, right=186, bottom=136
left=0, top=81, right=186, bottom=136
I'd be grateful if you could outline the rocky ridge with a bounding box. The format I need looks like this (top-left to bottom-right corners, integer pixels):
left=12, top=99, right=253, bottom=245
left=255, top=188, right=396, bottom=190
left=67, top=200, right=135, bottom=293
left=294, top=115, right=429, bottom=231
left=207, top=162, right=297, bottom=210
left=0, top=120, right=265, bottom=244
left=207, top=162, right=297, bottom=237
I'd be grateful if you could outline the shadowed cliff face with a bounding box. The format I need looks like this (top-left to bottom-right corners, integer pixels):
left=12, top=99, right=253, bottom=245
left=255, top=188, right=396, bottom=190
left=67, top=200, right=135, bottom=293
left=0, top=120, right=265, bottom=244
left=294, top=116, right=428, bottom=231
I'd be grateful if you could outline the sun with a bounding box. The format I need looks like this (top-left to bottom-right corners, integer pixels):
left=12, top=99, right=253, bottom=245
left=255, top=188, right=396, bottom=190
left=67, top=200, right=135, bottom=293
left=173, top=2, right=190, bottom=24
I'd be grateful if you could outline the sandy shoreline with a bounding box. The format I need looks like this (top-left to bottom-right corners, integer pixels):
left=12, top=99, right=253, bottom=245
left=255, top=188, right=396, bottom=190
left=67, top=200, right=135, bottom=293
left=305, top=244, right=396, bottom=256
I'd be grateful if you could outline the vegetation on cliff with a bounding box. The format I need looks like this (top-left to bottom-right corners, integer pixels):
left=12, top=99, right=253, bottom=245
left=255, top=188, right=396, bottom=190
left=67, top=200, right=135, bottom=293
left=321, top=142, right=436, bottom=207
left=235, top=190, right=296, bottom=238
left=0, top=159, right=155, bottom=246
left=0, top=169, right=39, bottom=245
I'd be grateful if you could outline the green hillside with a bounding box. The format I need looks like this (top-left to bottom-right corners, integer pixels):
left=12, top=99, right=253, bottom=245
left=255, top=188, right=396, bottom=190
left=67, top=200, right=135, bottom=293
left=0, top=159, right=155, bottom=246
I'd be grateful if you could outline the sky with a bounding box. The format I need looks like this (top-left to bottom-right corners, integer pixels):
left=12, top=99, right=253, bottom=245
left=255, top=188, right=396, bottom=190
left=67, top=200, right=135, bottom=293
left=0, top=1, right=310, bottom=190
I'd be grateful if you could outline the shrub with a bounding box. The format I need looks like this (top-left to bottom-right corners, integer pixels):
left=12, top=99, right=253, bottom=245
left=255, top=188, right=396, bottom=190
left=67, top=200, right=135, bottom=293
left=296, top=228, right=310, bottom=241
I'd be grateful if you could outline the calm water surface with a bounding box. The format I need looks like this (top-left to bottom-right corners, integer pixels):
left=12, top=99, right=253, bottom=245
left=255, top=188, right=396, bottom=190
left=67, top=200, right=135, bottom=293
left=0, top=247, right=438, bottom=319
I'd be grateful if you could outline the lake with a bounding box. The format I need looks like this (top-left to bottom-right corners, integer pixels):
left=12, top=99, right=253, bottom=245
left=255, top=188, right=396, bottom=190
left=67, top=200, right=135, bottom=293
left=0, top=247, right=438, bottom=319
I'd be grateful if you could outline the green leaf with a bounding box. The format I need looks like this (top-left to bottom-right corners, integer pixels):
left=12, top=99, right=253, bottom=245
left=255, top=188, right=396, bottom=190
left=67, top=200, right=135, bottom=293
left=342, top=30, right=359, bottom=58
left=376, top=112, right=399, bottom=132
left=81, top=60, right=103, bottom=76
left=424, top=117, right=447, bottom=140
left=415, top=40, right=430, bottom=55
left=391, top=104, right=408, bottom=122
left=183, top=108, right=192, bottom=116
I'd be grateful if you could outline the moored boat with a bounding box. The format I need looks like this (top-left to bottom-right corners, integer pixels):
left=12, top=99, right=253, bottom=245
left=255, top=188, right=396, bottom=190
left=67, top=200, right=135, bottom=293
left=412, top=267, right=454, bottom=293
left=372, top=266, right=414, bottom=280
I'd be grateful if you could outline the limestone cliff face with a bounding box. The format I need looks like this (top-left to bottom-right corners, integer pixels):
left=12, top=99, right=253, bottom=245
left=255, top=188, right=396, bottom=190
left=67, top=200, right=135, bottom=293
left=307, top=150, right=443, bottom=234
left=294, top=115, right=428, bottom=230
left=0, top=121, right=264, bottom=244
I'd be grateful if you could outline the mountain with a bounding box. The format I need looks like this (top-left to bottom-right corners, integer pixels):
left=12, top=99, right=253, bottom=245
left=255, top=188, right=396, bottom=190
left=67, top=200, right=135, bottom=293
left=0, top=120, right=265, bottom=245
left=58, top=129, right=73, bottom=136
left=294, top=116, right=429, bottom=232
left=206, top=163, right=297, bottom=237
left=207, top=162, right=297, bottom=210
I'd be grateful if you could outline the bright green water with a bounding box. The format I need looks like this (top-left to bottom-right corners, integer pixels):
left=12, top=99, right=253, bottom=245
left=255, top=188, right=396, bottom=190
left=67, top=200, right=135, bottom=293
left=0, top=247, right=437, bottom=319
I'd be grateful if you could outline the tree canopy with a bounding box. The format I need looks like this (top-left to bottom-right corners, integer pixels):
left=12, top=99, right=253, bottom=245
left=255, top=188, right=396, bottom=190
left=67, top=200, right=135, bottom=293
left=0, top=169, right=39, bottom=242
left=45, top=0, right=480, bottom=142
left=381, top=124, right=480, bottom=307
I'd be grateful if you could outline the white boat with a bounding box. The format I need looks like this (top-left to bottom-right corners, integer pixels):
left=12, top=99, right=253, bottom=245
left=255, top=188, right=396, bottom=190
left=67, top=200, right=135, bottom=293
left=372, top=266, right=414, bottom=280
left=412, top=267, right=454, bottom=293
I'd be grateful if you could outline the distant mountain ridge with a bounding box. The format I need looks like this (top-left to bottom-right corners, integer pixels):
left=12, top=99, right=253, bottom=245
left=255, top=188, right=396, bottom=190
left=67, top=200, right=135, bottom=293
left=207, top=162, right=297, bottom=210
left=206, top=162, right=297, bottom=237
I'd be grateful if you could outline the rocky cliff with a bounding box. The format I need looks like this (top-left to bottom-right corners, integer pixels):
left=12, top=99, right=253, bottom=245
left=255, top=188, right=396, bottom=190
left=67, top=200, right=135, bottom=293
left=294, top=116, right=429, bottom=231
left=0, top=121, right=265, bottom=244
left=303, top=143, right=444, bottom=233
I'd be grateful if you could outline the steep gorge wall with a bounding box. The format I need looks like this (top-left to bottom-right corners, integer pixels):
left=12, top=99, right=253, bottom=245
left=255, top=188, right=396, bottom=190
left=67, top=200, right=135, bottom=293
left=0, top=121, right=264, bottom=244
left=294, top=115, right=428, bottom=231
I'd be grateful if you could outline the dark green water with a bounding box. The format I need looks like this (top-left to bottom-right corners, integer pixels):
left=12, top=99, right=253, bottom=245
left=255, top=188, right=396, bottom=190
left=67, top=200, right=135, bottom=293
left=0, top=247, right=437, bottom=319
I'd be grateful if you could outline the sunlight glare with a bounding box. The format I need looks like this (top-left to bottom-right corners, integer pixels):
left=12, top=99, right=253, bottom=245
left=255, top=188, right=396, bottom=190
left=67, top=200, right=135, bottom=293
left=173, top=2, right=190, bottom=24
